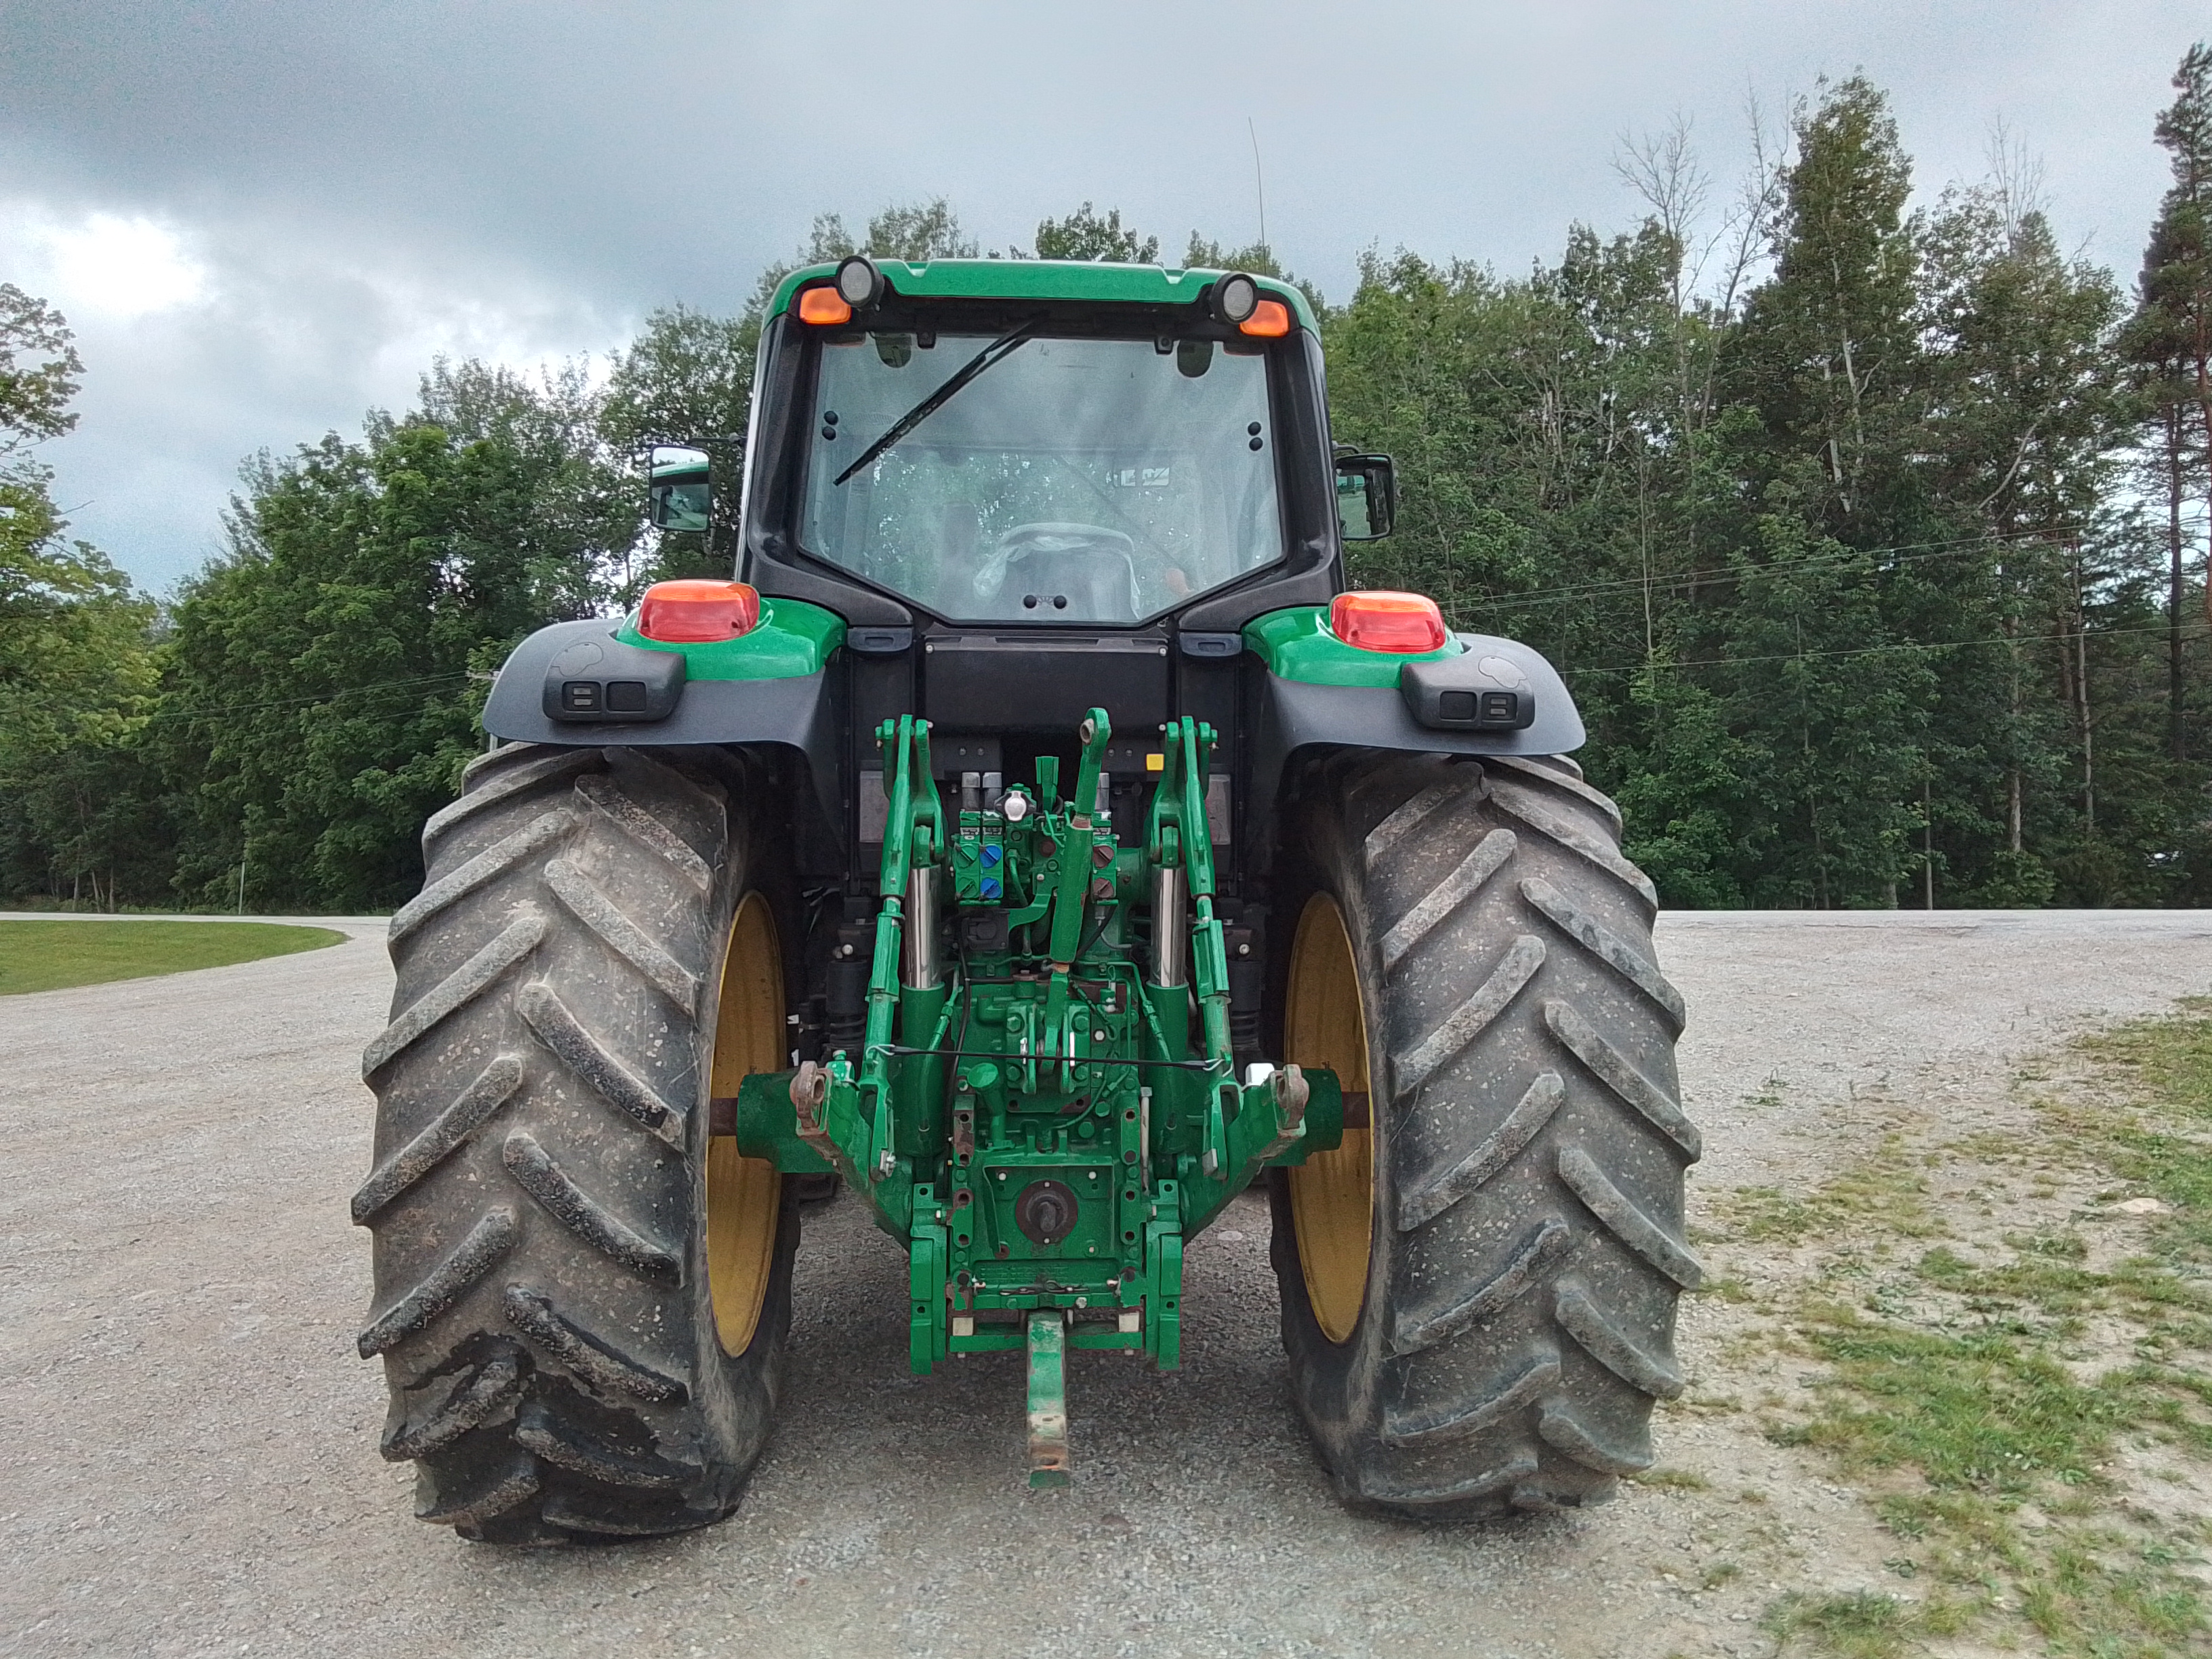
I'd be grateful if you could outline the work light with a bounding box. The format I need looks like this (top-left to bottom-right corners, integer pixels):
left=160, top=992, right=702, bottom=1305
left=836, top=255, right=884, bottom=309
left=1210, top=272, right=1259, bottom=325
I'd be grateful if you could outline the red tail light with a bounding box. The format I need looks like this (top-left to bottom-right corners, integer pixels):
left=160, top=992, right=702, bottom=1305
left=637, top=579, right=760, bottom=643
left=1330, top=590, right=1446, bottom=653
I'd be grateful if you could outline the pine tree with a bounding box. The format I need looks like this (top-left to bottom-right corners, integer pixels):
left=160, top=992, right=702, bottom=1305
left=2125, top=43, right=2212, bottom=752
left=1726, top=78, right=1923, bottom=533
left=1719, top=78, right=1936, bottom=903
left=1922, top=185, right=2122, bottom=897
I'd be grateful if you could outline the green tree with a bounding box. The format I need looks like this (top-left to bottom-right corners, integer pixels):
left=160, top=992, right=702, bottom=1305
left=0, top=287, right=161, bottom=907
left=2125, top=43, right=2212, bottom=759
left=157, top=363, right=630, bottom=910
left=1714, top=79, right=1943, bottom=903
left=1033, top=203, right=1159, bottom=262
left=24, top=139, right=2212, bottom=914
left=600, top=306, right=754, bottom=584
left=1321, top=223, right=1753, bottom=904
left=746, top=198, right=979, bottom=319
left=1725, top=77, right=1925, bottom=531
left=0, top=283, right=83, bottom=455
left=0, top=522, right=161, bottom=906
left=1323, top=249, right=1555, bottom=609
left=1183, top=231, right=1324, bottom=312
left=1920, top=181, right=2125, bottom=899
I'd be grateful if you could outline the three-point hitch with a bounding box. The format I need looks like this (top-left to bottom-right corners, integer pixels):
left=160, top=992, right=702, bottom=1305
left=724, top=708, right=1340, bottom=1484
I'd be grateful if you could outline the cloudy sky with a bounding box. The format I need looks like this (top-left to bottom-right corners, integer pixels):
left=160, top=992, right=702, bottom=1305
left=3, top=0, right=2205, bottom=596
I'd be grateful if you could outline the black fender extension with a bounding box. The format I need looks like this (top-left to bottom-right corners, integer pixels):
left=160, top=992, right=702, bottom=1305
left=482, top=619, right=844, bottom=863
left=1245, top=632, right=1585, bottom=867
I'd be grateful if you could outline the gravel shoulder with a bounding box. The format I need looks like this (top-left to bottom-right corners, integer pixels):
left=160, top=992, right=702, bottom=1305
left=4, top=910, right=2211, bottom=1659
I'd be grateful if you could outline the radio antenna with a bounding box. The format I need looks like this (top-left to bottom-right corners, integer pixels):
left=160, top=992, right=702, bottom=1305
left=1248, top=117, right=1267, bottom=254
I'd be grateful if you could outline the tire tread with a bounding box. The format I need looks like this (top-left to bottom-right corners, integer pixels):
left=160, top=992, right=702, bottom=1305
left=359, top=742, right=793, bottom=1544
left=1271, top=751, right=1696, bottom=1520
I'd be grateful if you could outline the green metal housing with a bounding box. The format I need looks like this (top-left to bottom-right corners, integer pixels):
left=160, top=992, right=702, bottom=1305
left=615, top=597, right=845, bottom=680
left=764, top=258, right=1321, bottom=333
left=731, top=706, right=1342, bottom=1403
left=1242, top=605, right=1460, bottom=687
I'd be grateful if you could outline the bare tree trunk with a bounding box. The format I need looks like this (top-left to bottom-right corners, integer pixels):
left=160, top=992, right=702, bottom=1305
left=1637, top=445, right=1658, bottom=672
left=2195, top=333, right=2212, bottom=630
left=2170, top=402, right=2190, bottom=760
left=1829, top=251, right=1868, bottom=515
left=2080, top=624, right=2095, bottom=834
left=2069, top=540, right=2095, bottom=834
left=1923, top=773, right=1936, bottom=909
left=1997, top=546, right=2024, bottom=855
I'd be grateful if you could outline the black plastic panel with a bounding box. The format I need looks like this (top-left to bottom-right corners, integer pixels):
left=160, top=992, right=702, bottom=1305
left=539, top=634, right=687, bottom=724
left=483, top=618, right=846, bottom=872
left=1399, top=652, right=1539, bottom=732
left=920, top=632, right=1171, bottom=735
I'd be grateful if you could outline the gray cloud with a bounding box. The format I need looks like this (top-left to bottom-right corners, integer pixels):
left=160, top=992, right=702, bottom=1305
left=3, top=0, right=2204, bottom=592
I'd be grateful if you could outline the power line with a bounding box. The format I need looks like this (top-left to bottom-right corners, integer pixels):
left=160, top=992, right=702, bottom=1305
left=1561, top=617, right=2212, bottom=680
left=1479, top=537, right=2051, bottom=615
left=134, top=672, right=474, bottom=724
left=1412, top=519, right=2211, bottom=619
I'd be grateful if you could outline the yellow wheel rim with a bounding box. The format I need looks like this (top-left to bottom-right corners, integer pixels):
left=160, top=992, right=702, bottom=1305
left=706, top=892, right=784, bottom=1355
left=1285, top=892, right=1374, bottom=1344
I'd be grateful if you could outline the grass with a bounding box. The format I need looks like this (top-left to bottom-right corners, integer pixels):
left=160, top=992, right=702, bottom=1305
left=0, top=919, right=348, bottom=994
left=1713, top=1133, right=1943, bottom=1247
left=1731, top=1006, right=2212, bottom=1658
left=1633, top=1465, right=1713, bottom=1490
left=2078, top=998, right=2212, bottom=1268
left=1764, top=1589, right=1930, bottom=1659
left=1776, top=1315, right=2132, bottom=1491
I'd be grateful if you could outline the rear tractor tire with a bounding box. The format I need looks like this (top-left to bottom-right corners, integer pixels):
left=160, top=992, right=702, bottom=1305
left=354, top=742, right=799, bottom=1542
left=1269, top=752, right=1700, bottom=1519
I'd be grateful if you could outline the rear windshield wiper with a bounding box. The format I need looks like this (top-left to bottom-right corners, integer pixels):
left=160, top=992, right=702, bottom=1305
left=833, top=322, right=1037, bottom=486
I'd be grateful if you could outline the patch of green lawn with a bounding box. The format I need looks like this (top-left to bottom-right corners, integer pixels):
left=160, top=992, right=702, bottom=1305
left=0, top=919, right=348, bottom=994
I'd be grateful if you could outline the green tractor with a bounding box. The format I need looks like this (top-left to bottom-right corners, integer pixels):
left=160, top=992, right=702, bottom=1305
left=354, top=257, right=1698, bottom=1542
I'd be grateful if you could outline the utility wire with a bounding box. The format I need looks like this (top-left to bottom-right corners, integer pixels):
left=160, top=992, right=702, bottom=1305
left=1431, top=523, right=2110, bottom=617
left=33, top=518, right=2212, bottom=724
left=1560, top=617, right=2212, bottom=680
left=1475, top=535, right=2069, bottom=615
left=128, top=672, right=474, bottom=724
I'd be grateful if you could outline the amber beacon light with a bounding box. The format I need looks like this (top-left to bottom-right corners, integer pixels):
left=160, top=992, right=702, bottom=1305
left=1329, top=590, right=1447, bottom=653
left=637, top=579, right=761, bottom=642
left=1239, top=299, right=1292, bottom=337
left=796, top=285, right=854, bottom=325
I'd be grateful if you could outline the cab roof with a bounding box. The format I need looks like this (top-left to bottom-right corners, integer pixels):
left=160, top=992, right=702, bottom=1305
left=765, top=258, right=1318, bottom=334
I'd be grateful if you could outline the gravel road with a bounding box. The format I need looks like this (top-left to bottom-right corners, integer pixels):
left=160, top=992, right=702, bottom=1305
left=5, top=909, right=2212, bottom=1659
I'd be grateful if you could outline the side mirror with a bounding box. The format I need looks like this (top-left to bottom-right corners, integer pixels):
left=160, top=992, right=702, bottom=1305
left=1334, top=454, right=1395, bottom=541
left=649, top=447, right=713, bottom=533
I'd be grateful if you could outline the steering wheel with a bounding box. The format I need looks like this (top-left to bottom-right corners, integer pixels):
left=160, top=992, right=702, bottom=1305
left=972, top=523, right=1142, bottom=618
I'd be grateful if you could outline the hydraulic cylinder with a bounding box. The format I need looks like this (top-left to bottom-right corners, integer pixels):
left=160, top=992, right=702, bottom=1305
left=1149, top=865, right=1187, bottom=989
